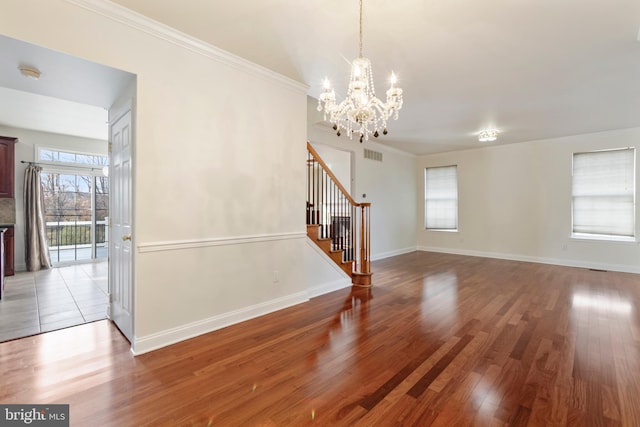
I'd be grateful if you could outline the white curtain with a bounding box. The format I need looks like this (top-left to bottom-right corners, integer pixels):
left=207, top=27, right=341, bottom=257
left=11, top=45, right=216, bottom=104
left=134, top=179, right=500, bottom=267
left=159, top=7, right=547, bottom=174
left=24, top=164, right=51, bottom=271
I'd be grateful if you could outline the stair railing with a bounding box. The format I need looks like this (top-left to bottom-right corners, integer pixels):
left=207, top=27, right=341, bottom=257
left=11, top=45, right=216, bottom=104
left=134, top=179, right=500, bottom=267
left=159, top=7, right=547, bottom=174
left=306, top=142, right=371, bottom=279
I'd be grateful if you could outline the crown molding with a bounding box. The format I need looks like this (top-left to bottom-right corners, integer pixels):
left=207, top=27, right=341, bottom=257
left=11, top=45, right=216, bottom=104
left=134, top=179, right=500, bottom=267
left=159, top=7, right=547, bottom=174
left=64, top=0, right=309, bottom=94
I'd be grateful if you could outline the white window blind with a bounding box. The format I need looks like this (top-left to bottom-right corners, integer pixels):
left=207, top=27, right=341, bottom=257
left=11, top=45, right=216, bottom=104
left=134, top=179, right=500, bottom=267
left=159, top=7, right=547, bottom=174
left=572, top=148, right=635, bottom=238
left=425, top=165, right=458, bottom=230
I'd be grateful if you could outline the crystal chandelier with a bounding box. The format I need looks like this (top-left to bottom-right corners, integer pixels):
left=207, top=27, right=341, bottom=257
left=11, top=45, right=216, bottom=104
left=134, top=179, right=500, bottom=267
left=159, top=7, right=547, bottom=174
left=317, top=0, right=403, bottom=143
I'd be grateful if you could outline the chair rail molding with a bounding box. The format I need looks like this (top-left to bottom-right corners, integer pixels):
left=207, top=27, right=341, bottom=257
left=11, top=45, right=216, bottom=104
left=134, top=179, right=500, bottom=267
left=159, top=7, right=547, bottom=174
left=137, top=231, right=306, bottom=253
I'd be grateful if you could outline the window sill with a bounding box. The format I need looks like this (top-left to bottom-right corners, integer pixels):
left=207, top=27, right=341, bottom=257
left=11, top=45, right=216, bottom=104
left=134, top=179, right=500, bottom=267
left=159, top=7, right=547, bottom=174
left=571, top=233, right=637, bottom=244
left=426, top=228, right=458, bottom=233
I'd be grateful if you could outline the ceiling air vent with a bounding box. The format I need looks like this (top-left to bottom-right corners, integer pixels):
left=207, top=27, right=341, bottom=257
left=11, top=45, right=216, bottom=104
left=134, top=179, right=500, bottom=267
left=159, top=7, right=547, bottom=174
left=364, top=148, right=383, bottom=162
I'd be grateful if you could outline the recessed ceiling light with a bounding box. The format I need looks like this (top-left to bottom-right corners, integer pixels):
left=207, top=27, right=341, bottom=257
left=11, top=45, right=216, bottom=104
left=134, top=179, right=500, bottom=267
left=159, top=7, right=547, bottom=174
left=18, top=65, right=41, bottom=80
left=478, top=129, right=499, bottom=142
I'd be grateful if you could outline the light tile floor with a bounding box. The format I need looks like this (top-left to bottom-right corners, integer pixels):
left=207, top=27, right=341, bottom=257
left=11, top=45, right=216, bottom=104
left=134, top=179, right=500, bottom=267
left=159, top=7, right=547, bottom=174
left=0, top=261, right=108, bottom=342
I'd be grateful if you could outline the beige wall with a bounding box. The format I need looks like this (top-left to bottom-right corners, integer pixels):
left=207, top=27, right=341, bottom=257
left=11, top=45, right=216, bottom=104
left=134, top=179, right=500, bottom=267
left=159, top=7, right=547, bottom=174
left=1, top=0, right=308, bottom=353
left=417, top=127, right=640, bottom=273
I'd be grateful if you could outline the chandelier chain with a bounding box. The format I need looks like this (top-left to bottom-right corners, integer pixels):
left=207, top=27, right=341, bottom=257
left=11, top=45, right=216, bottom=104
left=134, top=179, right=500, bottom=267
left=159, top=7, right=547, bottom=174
left=359, top=0, right=363, bottom=57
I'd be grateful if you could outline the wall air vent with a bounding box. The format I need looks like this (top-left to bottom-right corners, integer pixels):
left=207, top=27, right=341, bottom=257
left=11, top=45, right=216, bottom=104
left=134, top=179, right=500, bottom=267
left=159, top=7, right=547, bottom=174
left=364, top=148, right=383, bottom=162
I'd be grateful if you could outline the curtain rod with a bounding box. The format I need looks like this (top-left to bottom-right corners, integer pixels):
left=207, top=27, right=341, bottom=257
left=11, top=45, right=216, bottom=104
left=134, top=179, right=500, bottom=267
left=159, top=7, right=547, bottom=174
left=21, top=160, right=105, bottom=172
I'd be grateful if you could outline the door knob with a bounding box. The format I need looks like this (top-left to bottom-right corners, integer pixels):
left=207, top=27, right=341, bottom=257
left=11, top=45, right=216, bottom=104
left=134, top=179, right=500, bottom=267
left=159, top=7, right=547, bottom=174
left=122, top=235, right=132, bottom=241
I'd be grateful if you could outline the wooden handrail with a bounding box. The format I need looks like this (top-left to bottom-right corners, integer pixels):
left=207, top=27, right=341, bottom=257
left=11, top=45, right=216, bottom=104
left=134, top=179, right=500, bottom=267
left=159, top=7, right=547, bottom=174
left=306, top=142, right=359, bottom=206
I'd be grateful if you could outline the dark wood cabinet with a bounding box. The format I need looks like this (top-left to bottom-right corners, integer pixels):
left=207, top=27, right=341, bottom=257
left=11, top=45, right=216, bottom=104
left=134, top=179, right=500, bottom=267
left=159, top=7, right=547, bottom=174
left=0, top=137, right=16, bottom=198
left=0, top=228, right=5, bottom=299
left=3, top=226, right=14, bottom=276
left=0, top=136, right=16, bottom=277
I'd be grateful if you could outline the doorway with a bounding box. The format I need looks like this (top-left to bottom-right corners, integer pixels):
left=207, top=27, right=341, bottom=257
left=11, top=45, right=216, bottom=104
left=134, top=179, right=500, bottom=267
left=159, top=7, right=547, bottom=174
left=0, top=34, right=136, bottom=343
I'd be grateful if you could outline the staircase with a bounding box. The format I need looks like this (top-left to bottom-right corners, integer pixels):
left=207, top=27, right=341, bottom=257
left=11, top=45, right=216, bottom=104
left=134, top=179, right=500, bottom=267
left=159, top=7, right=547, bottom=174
left=306, top=142, right=372, bottom=287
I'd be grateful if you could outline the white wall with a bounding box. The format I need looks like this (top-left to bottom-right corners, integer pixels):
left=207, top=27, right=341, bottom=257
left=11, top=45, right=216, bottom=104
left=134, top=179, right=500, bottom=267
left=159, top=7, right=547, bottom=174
left=312, top=143, right=352, bottom=193
left=0, top=124, right=107, bottom=272
left=307, top=96, right=417, bottom=260
left=417, top=127, right=640, bottom=273
left=0, top=0, right=308, bottom=353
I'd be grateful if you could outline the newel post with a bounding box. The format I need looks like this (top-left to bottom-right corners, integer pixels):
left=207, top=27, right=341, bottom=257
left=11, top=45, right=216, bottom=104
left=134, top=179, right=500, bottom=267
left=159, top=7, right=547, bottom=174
left=359, top=203, right=371, bottom=275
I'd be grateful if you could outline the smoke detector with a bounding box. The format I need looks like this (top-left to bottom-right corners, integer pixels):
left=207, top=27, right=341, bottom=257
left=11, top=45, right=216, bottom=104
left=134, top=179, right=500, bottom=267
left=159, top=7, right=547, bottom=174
left=18, top=65, right=41, bottom=80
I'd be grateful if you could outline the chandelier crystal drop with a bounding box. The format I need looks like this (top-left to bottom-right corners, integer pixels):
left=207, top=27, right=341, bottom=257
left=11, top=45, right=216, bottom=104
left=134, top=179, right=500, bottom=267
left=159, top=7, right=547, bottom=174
left=317, top=0, right=403, bottom=143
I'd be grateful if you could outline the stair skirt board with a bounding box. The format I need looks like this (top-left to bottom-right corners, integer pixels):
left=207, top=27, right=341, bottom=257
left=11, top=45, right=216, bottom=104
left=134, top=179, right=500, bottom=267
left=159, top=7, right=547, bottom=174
left=306, top=238, right=352, bottom=279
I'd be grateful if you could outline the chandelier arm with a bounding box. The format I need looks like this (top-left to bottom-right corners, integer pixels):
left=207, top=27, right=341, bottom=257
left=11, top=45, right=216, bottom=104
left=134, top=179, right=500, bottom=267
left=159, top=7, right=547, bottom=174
left=369, top=98, right=392, bottom=116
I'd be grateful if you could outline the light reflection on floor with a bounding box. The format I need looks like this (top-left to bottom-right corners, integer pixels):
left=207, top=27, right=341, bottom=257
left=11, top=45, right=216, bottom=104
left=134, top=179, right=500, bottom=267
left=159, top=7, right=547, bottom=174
left=303, top=287, right=374, bottom=418
left=570, top=286, right=638, bottom=402
left=571, top=293, right=633, bottom=314
left=421, top=272, right=459, bottom=326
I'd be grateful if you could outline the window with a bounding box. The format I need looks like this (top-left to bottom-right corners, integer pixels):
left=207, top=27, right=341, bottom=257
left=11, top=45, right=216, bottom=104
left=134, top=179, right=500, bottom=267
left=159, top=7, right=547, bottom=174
left=572, top=148, right=635, bottom=240
left=425, top=165, right=458, bottom=230
left=37, top=148, right=109, bottom=263
left=39, top=148, right=107, bottom=168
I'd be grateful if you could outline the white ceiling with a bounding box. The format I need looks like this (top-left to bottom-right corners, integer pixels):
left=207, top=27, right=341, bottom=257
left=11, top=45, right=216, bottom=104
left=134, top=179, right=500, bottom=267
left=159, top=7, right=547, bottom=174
left=0, top=87, right=108, bottom=141
left=108, top=0, right=640, bottom=155
left=0, top=34, right=134, bottom=141
left=2, top=1, right=639, bottom=154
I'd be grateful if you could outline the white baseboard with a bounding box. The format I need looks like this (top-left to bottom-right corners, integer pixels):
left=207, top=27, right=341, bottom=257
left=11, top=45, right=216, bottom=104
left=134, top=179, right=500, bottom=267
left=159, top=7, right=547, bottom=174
left=371, top=246, right=418, bottom=261
left=417, top=246, right=640, bottom=274
left=131, top=290, right=309, bottom=355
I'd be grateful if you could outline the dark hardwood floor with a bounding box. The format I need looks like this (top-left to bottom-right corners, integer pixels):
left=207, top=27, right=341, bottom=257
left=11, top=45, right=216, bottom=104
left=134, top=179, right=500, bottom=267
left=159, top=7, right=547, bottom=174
left=2, top=251, right=640, bottom=426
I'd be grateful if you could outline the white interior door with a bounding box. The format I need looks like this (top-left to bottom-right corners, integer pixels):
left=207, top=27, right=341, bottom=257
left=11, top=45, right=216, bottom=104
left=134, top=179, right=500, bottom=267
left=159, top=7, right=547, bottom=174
left=108, top=108, right=133, bottom=342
